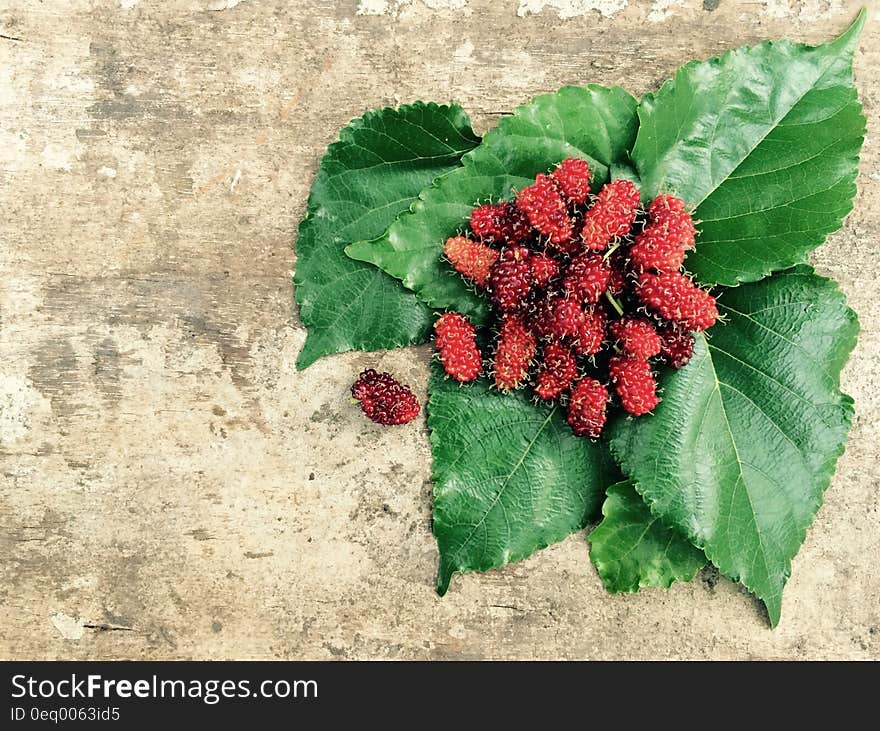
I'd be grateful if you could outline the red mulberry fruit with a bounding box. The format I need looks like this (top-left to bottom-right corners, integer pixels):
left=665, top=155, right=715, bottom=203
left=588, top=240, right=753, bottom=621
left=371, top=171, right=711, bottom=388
left=535, top=295, right=585, bottom=340
left=648, top=195, right=696, bottom=243
left=470, top=202, right=531, bottom=245
left=351, top=369, right=420, bottom=426
left=435, top=313, right=482, bottom=382
left=488, top=245, right=532, bottom=314
left=609, top=317, right=662, bottom=359
left=427, top=173, right=718, bottom=438
left=550, top=158, right=592, bottom=205
left=534, top=342, right=578, bottom=400
left=563, top=253, right=611, bottom=305
left=609, top=355, right=659, bottom=416
left=499, top=203, right=533, bottom=245
left=581, top=180, right=641, bottom=252
left=469, top=203, right=506, bottom=241
left=636, top=272, right=718, bottom=332
left=493, top=316, right=536, bottom=391
left=572, top=307, right=607, bottom=357
left=566, top=378, right=609, bottom=438
left=516, top=174, right=573, bottom=244
left=659, top=326, right=696, bottom=370
left=444, top=235, right=499, bottom=287
left=630, top=194, right=697, bottom=272
left=530, top=252, right=560, bottom=289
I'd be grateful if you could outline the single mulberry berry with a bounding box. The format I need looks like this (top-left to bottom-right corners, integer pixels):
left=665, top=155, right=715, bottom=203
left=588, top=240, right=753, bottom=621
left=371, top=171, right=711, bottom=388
left=659, top=326, right=696, bottom=369
left=629, top=228, right=686, bottom=272
left=516, top=174, right=573, bottom=244
left=535, top=295, right=585, bottom=340
left=550, top=158, right=592, bottom=205
left=636, top=272, right=718, bottom=332
left=351, top=369, right=420, bottom=426
left=566, top=378, right=609, bottom=438
left=573, top=307, right=607, bottom=357
left=435, top=312, right=482, bottom=382
left=469, top=202, right=531, bottom=245
left=488, top=245, right=532, bottom=313
left=534, top=342, right=578, bottom=400
left=530, top=252, right=560, bottom=288
left=469, top=203, right=506, bottom=241
left=648, top=195, right=696, bottom=245
left=498, top=203, right=533, bottom=245
left=581, top=180, right=641, bottom=252
left=629, top=194, right=697, bottom=272
left=444, top=235, right=499, bottom=287
left=609, top=355, right=659, bottom=416
left=493, top=316, right=536, bottom=391
left=609, top=317, right=662, bottom=359
left=563, top=253, right=611, bottom=305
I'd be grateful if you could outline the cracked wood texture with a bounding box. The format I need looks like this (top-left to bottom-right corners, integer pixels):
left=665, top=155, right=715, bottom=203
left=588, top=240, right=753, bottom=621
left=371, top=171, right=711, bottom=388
left=1, top=0, right=878, bottom=660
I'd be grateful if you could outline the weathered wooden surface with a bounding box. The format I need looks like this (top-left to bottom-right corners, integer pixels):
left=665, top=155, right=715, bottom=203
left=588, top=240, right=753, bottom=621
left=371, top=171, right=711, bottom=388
left=1, top=0, right=878, bottom=660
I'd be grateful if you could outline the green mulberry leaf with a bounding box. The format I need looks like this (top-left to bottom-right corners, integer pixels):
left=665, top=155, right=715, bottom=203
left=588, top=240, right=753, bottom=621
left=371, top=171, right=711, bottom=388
left=428, top=363, right=618, bottom=595
left=294, top=102, right=480, bottom=369
left=609, top=266, right=858, bottom=625
left=632, top=11, right=866, bottom=286
left=589, top=481, right=706, bottom=594
left=346, top=85, right=638, bottom=322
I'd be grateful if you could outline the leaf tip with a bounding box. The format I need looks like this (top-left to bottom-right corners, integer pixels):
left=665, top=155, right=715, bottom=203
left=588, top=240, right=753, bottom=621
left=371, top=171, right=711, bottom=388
left=764, top=596, right=782, bottom=629
left=343, top=240, right=371, bottom=264
left=295, top=338, right=319, bottom=371
left=853, top=6, right=868, bottom=33
left=835, top=7, right=867, bottom=50
left=436, top=560, right=454, bottom=597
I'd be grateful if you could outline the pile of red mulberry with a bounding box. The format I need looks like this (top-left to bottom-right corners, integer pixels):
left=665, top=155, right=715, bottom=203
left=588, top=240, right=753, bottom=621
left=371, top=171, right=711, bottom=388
left=435, top=157, right=718, bottom=439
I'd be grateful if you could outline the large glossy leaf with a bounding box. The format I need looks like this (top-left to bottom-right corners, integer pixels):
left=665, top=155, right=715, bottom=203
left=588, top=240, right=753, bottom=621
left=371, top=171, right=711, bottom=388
left=294, top=103, right=480, bottom=369
left=589, top=480, right=705, bottom=593
left=632, top=11, right=866, bottom=286
left=609, top=266, right=858, bottom=625
left=428, top=364, right=618, bottom=595
left=346, top=85, right=639, bottom=322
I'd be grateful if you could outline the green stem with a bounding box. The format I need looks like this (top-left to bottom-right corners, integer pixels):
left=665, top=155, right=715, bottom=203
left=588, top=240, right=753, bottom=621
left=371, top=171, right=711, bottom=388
left=605, top=291, right=624, bottom=316
left=602, top=241, right=621, bottom=261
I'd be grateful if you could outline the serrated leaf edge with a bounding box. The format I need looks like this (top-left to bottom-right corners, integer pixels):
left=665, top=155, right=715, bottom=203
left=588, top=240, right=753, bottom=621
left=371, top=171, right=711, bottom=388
left=428, top=369, right=614, bottom=596
left=293, top=101, right=478, bottom=368
left=607, top=266, right=859, bottom=626
left=430, top=393, right=579, bottom=596
left=345, top=85, right=638, bottom=322
left=588, top=480, right=706, bottom=595
left=639, top=10, right=867, bottom=287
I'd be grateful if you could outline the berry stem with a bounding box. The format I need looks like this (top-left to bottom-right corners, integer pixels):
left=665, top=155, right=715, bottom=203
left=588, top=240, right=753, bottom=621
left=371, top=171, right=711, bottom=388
left=604, top=291, right=624, bottom=316
left=602, top=240, right=621, bottom=262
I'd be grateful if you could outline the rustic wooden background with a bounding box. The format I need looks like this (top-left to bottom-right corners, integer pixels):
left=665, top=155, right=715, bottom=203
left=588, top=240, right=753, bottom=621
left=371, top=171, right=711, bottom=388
left=1, top=0, right=877, bottom=660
